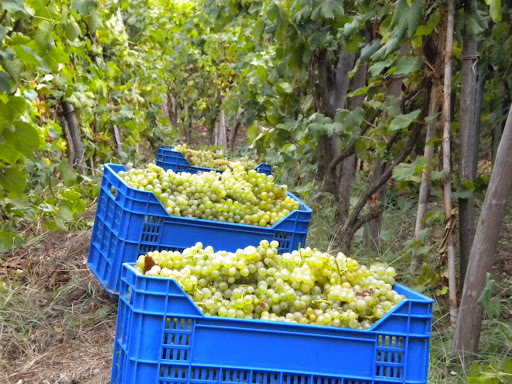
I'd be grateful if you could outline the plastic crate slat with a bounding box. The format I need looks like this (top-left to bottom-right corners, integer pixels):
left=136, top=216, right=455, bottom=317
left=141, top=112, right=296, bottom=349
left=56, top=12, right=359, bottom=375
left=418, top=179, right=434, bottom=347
left=194, top=323, right=377, bottom=343
left=117, top=361, right=401, bottom=384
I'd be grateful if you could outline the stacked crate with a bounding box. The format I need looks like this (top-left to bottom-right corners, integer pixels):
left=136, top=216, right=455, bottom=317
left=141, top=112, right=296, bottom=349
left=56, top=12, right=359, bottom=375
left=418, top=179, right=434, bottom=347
left=87, top=161, right=312, bottom=296
left=86, top=147, right=433, bottom=384
left=156, top=146, right=272, bottom=175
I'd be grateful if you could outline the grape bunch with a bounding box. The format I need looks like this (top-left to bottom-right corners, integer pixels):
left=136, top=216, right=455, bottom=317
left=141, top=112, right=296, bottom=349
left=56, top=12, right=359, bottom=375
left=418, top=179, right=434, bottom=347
left=135, top=241, right=405, bottom=330
left=118, top=163, right=300, bottom=227
left=174, top=144, right=258, bottom=170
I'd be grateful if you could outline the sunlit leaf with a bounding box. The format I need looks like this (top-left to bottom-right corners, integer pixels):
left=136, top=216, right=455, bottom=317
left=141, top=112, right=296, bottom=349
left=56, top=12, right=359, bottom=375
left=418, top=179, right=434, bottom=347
left=2, top=121, right=41, bottom=157
left=489, top=0, right=502, bottom=23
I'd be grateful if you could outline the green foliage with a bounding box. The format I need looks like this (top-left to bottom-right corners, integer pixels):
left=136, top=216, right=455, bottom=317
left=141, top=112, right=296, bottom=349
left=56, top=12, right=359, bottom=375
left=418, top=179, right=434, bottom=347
left=372, top=0, right=424, bottom=60
left=468, top=357, right=512, bottom=384
left=0, top=0, right=177, bottom=232
left=453, top=180, right=475, bottom=199
left=0, top=231, right=24, bottom=252
left=413, top=264, right=440, bottom=293
left=485, top=0, right=503, bottom=23
left=389, top=110, right=421, bottom=131
left=478, top=273, right=502, bottom=320
left=393, top=156, right=428, bottom=184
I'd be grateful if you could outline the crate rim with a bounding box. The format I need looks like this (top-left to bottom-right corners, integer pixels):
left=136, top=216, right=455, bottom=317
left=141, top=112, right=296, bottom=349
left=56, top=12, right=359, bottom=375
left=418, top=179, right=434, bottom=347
left=121, top=262, right=434, bottom=335
left=158, top=145, right=270, bottom=170
left=105, top=163, right=312, bottom=230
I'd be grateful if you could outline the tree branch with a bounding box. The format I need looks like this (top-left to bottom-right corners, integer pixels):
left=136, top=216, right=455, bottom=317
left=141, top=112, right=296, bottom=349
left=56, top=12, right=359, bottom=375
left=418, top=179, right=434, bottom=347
left=380, top=129, right=403, bottom=172
left=353, top=208, right=383, bottom=233
left=337, top=122, right=423, bottom=239
left=327, top=123, right=371, bottom=174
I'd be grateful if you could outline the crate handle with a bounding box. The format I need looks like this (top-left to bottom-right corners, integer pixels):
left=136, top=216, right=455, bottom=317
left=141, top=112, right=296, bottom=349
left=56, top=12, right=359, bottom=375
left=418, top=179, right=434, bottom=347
left=106, top=182, right=120, bottom=201
left=127, top=286, right=134, bottom=305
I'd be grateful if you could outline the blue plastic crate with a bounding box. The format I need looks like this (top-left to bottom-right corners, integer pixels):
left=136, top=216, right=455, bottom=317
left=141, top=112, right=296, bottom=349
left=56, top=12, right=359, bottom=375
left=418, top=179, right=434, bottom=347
left=156, top=146, right=272, bottom=175
left=87, top=164, right=312, bottom=296
left=111, top=263, right=434, bottom=384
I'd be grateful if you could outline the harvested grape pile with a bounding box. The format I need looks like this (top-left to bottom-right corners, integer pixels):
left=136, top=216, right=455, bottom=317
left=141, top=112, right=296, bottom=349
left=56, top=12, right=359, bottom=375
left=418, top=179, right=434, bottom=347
left=118, top=163, right=300, bottom=227
left=136, top=241, right=405, bottom=329
left=174, top=144, right=258, bottom=170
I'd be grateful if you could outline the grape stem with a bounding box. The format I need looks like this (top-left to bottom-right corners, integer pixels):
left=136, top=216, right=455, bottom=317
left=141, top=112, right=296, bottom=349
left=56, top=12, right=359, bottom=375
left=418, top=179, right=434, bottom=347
left=333, top=257, right=343, bottom=284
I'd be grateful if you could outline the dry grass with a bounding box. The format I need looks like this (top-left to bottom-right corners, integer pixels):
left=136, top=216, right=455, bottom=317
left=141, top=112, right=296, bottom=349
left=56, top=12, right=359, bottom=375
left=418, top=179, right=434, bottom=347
left=0, top=229, right=117, bottom=384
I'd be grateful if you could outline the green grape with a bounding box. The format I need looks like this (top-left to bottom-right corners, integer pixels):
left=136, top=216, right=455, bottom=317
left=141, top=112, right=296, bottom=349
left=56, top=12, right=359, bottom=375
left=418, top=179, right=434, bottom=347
left=134, top=240, right=406, bottom=330
left=173, top=144, right=259, bottom=171
left=118, top=163, right=300, bottom=228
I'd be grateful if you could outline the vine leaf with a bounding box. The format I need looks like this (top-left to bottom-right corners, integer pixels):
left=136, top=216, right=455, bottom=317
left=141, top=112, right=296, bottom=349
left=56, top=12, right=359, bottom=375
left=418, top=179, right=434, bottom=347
left=66, top=19, right=82, bottom=41
left=372, top=0, right=424, bottom=60
left=71, top=0, right=96, bottom=16
left=0, top=71, right=10, bottom=93
left=0, top=167, right=26, bottom=198
left=0, top=25, right=7, bottom=44
left=0, top=231, right=24, bottom=252
left=392, top=156, right=427, bottom=183
left=2, top=0, right=27, bottom=15
left=489, top=0, right=502, bottom=23
left=13, top=45, right=50, bottom=73
left=0, top=96, right=26, bottom=131
left=465, top=8, right=488, bottom=35
left=388, top=109, right=421, bottom=131
left=85, top=10, right=103, bottom=32
left=3, top=121, right=41, bottom=157
left=311, top=1, right=344, bottom=20
left=389, top=56, right=421, bottom=76
left=3, top=58, right=21, bottom=84
left=59, top=160, right=78, bottom=185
